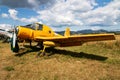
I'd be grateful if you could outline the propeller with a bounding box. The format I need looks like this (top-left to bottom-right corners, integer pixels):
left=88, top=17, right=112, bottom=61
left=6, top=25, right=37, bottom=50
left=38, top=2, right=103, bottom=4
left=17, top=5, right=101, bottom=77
left=10, top=26, right=19, bottom=53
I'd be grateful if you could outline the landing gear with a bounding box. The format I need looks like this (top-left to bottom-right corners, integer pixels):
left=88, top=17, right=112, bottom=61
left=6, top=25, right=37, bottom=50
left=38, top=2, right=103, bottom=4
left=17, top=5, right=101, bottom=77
left=36, top=42, right=43, bottom=49
left=36, top=45, right=47, bottom=57
left=36, top=41, right=46, bottom=57
left=23, top=40, right=32, bottom=47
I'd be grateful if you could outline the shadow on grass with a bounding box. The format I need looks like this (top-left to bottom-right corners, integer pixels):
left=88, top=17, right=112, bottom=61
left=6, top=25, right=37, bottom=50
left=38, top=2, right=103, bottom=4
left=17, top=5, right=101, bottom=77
left=15, top=46, right=108, bottom=61
left=46, top=48, right=108, bottom=61
left=15, top=46, right=40, bottom=57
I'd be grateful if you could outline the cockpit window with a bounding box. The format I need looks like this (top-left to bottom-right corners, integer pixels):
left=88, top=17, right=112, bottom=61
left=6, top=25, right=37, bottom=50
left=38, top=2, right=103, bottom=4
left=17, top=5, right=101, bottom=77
left=23, top=23, right=43, bottom=30
left=25, top=24, right=36, bottom=30
left=31, top=24, right=36, bottom=29
left=38, top=24, right=43, bottom=30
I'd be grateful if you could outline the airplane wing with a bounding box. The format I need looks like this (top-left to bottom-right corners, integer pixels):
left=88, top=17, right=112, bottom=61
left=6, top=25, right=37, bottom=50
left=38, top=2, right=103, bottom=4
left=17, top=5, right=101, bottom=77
left=35, top=33, right=115, bottom=47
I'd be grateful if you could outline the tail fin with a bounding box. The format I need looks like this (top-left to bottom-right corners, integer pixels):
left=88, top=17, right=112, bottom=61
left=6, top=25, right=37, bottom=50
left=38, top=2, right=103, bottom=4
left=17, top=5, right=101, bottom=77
left=64, top=27, right=70, bottom=36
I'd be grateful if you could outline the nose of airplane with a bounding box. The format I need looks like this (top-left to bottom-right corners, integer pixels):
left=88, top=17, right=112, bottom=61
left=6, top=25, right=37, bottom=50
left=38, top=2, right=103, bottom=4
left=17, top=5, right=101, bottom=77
left=15, top=26, right=19, bottom=34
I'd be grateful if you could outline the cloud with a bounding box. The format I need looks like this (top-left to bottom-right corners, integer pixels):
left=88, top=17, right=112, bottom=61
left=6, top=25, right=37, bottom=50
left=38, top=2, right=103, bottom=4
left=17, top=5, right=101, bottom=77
left=0, top=24, right=12, bottom=30
left=0, top=0, right=56, bottom=9
left=91, top=26, right=101, bottom=30
left=7, top=9, right=38, bottom=23
left=0, top=0, right=32, bottom=8
left=8, top=9, right=18, bottom=20
left=1, top=13, right=9, bottom=18
left=20, top=17, right=38, bottom=23
left=80, top=0, right=120, bottom=26
left=1, top=0, right=120, bottom=31
left=36, top=0, right=120, bottom=29
left=37, top=0, right=96, bottom=27
left=39, top=0, right=98, bottom=27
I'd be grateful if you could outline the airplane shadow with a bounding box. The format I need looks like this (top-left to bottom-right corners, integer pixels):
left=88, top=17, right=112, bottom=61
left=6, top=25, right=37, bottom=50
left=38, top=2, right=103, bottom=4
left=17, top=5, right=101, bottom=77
left=46, top=48, right=108, bottom=61
left=15, top=46, right=108, bottom=61
left=15, top=46, right=40, bottom=57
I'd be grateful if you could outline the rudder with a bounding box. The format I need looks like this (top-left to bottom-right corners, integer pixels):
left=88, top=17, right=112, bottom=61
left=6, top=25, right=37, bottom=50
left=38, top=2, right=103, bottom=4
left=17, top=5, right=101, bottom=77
left=64, top=27, right=70, bottom=36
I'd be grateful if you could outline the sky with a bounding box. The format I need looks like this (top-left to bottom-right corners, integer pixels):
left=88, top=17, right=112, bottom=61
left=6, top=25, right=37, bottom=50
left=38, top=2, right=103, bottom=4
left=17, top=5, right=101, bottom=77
left=0, top=0, right=120, bottom=31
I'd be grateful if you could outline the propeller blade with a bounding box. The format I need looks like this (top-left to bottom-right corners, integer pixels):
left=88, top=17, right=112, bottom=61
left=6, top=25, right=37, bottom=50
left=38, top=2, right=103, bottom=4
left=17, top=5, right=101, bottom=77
left=10, top=27, right=19, bottom=53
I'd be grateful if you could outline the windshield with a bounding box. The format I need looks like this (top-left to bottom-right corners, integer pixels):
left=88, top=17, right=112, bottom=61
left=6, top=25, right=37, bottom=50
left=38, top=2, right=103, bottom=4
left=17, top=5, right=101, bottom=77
left=23, top=23, right=43, bottom=30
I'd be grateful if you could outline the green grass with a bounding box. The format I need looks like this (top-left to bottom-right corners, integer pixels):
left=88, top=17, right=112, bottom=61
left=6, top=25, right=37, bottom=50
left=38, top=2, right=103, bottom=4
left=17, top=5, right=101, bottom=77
left=3, top=66, right=15, bottom=71
left=0, top=35, right=120, bottom=80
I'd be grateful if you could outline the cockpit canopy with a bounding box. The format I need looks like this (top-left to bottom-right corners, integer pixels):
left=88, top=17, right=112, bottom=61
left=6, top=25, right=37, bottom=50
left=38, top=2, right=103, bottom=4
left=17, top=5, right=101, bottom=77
left=24, top=23, right=43, bottom=30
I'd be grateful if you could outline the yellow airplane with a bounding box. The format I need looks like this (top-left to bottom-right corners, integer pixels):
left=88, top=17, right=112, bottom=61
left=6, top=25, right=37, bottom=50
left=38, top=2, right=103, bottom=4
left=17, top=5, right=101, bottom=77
left=11, top=23, right=115, bottom=56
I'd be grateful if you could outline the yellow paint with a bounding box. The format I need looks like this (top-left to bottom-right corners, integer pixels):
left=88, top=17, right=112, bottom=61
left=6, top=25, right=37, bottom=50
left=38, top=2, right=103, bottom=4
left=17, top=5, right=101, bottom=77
left=17, top=26, right=33, bottom=39
left=17, top=23, right=115, bottom=48
left=17, top=23, right=60, bottom=40
left=64, top=27, right=70, bottom=36
left=43, top=41, right=60, bottom=46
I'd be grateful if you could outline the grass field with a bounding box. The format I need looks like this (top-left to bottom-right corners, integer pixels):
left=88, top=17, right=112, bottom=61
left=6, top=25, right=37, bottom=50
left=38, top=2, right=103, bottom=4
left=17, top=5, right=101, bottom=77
left=0, top=35, right=120, bottom=80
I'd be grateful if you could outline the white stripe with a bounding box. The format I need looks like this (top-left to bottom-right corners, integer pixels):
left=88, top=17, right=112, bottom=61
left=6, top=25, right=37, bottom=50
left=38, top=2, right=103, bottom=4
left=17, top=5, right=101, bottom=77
left=13, top=32, right=16, bottom=48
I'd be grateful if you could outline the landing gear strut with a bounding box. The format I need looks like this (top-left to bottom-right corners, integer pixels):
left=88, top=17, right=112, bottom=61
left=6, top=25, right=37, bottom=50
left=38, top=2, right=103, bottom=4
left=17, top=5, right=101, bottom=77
left=36, top=45, right=47, bottom=57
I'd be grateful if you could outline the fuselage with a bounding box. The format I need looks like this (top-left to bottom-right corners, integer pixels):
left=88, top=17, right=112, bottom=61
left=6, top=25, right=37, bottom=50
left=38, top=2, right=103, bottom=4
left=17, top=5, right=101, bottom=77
left=17, top=23, right=62, bottom=41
